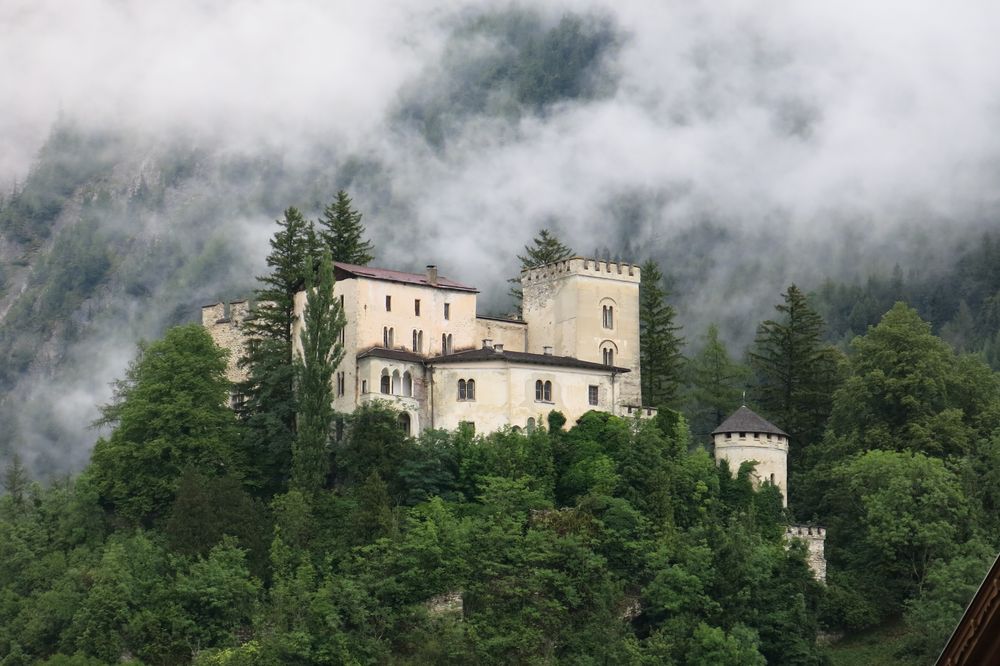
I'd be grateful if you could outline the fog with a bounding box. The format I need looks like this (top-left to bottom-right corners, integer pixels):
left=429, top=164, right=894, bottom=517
left=4, top=0, right=1000, bottom=472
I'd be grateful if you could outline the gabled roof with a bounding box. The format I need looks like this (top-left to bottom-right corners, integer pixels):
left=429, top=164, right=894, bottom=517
left=334, top=262, right=478, bottom=293
left=428, top=347, right=629, bottom=373
left=711, top=406, right=788, bottom=436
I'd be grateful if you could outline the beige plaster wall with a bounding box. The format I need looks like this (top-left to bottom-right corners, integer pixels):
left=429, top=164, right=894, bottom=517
left=713, top=432, right=789, bottom=506
left=430, top=360, right=620, bottom=433
left=474, top=318, right=527, bottom=352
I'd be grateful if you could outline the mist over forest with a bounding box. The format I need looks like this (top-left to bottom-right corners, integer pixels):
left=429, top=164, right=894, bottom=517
left=4, top=0, right=1000, bottom=474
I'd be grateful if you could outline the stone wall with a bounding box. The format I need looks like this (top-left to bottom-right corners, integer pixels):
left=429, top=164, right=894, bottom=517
left=785, top=525, right=827, bottom=582
left=201, top=300, right=250, bottom=384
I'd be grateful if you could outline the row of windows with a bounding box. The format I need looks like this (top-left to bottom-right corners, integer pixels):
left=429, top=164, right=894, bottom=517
left=384, top=295, right=447, bottom=320
left=444, top=379, right=599, bottom=406
left=724, top=432, right=783, bottom=441
left=385, top=327, right=451, bottom=354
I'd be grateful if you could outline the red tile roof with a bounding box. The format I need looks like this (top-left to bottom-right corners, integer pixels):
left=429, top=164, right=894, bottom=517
left=334, top=262, right=478, bottom=293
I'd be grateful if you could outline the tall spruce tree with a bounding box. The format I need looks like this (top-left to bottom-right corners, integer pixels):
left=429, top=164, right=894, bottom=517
left=684, top=324, right=750, bottom=440
left=639, top=259, right=684, bottom=407
left=749, top=285, right=840, bottom=472
left=317, top=190, right=374, bottom=265
left=293, top=251, right=346, bottom=494
left=239, top=207, right=315, bottom=495
left=509, top=228, right=574, bottom=309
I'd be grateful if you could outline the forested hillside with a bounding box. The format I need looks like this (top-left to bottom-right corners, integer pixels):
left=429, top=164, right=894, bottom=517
left=5, top=2, right=1000, bottom=663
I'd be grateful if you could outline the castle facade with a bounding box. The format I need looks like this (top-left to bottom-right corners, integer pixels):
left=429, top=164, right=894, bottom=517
left=203, top=257, right=654, bottom=436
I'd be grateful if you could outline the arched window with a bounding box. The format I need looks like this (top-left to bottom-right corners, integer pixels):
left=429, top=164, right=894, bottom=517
left=392, top=370, right=401, bottom=395
left=458, top=379, right=467, bottom=400
left=602, top=304, right=614, bottom=329
left=527, top=417, right=536, bottom=433
left=535, top=380, right=543, bottom=401
left=770, top=473, right=775, bottom=485
left=600, top=340, right=618, bottom=367
left=447, top=334, right=453, bottom=353
left=412, top=329, right=418, bottom=352
left=398, top=412, right=411, bottom=436
left=442, top=333, right=448, bottom=354
left=388, top=328, right=394, bottom=348
left=544, top=380, right=552, bottom=402
left=403, top=371, right=413, bottom=397
left=383, top=327, right=389, bottom=347
left=418, top=330, right=424, bottom=353
left=467, top=378, right=475, bottom=400
left=380, top=369, right=390, bottom=394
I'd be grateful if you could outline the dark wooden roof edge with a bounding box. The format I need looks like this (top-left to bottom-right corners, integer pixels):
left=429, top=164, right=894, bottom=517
left=937, top=551, right=1000, bottom=665
left=476, top=315, right=527, bottom=325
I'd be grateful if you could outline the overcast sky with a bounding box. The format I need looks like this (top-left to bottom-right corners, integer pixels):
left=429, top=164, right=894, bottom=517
left=5, top=0, right=1000, bottom=308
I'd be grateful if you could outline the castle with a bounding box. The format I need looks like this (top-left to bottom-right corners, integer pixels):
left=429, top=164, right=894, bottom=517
left=203, top=257, right=654, bottom=437
left=203, top=256, right=824, bottom=579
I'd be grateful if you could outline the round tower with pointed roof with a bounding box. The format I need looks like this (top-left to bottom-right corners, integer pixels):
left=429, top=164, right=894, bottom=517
left=712, top=405, right=789, bottom=507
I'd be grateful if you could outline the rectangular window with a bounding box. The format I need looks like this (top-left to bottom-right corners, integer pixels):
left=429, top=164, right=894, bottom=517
left=444, top=303, right=450, bottom=320
left=588, top=385, right=599, bottom=406
left=414, top=299, right=421, bottom=316
left=362, top=380, right=367, bottom=393
left=385, top=295, right=391, bottom=311
left=460, top=420, right=475, bottom=436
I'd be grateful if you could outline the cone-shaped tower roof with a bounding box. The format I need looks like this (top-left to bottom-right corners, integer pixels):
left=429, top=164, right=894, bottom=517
left=711, top=405, right=788, bottom=437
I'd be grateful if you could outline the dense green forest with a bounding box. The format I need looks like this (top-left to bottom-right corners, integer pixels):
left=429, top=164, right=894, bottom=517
left=2, top=209, right=999, bottom=664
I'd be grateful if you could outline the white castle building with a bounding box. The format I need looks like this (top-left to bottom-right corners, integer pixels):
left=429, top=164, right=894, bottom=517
left=202, top=257, right=655, bottom=437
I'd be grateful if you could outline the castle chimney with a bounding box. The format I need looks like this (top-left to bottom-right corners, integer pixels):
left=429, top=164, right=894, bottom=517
left=494, top=343, right=504, bottom=353
left=543, top=346, right=553, bottom=356
left=426, top=265, right=438, bottom=286
left=483, top=338, right=493, bottom=349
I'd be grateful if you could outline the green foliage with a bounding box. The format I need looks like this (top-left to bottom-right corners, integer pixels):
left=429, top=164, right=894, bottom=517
left=240, top=207, right=316, bottom=495
left=292, top=251, right=345, bottom=494
left=750, top=285, right=842, bottom=474
left=89, top=325, right=240, bottom=525
left=639, top=259, right=684, bottom=408
left=683, top=324, right=751, bottom=439
left=316, top=190, right=374, bottom=265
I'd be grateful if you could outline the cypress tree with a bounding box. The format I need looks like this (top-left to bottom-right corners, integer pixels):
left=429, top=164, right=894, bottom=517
left=749, top=285, right=840, bottom=471
left=239, top=207, right=315, bottom=495
left=639, top=259, right=684, bottom=408
left=316, top=190, right=374, bottom=265
left=292, top=251, right=346, bottom=494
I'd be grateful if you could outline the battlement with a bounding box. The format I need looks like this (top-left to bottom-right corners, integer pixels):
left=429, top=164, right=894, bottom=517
left=786, top=524, right=827, bottom=582
left=786, top=524, right=826, bottom=539
left=521, top=256, right=641, bottom=286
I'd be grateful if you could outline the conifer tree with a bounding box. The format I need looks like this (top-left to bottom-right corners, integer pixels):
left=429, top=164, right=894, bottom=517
left=2, top=452, right=29, bottom=510
left=509, top=228, right=574, bottom=309
left=750, top=285, right=840, bottom=471
left=317, top=190, right=374, bottom=265
left=239, top=207, right=315, bottom=495
left=292, top=251, right=345, bottom=494
left=684, top=324, right=750, bottom=439
left=639, top=259, right=684, bottom=407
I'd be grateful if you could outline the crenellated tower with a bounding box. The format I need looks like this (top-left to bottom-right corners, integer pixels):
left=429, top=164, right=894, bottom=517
left=520, top=257, right=643, bottom=408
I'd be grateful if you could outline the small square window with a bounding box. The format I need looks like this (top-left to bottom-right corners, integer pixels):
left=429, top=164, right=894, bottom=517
left=385, top=295, right=391, bottom=311
left=739, top=432, right=746, bottom=438
left=415, top=299, right=421, bottom=316
left=588, top=385, right=599, bottom=406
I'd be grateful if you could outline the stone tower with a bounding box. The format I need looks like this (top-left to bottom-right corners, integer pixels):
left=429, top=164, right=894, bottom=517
left=711, top=405, right=789, bottom=507
left=520, top=257, right=643, bottom=408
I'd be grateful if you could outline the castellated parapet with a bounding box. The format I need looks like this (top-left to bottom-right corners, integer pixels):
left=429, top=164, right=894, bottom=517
left=201, top=301, right=250, bottom=384
left=785, top=525, right=827, bottom=582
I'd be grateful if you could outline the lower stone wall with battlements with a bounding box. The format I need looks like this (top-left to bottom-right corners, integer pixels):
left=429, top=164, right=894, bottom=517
left=785, top=525, right=827, bottom=582
left=201, top=301, right=250, bottom=385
